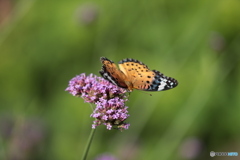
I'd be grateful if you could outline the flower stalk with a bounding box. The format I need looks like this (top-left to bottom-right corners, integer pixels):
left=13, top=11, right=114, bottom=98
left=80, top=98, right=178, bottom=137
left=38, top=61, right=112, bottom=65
left=81, top=128, right=96, bottom=160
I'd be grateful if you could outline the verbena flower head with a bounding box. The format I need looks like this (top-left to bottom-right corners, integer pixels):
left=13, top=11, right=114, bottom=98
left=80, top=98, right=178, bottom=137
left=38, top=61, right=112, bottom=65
left=66, top=73, right=130, bottom=130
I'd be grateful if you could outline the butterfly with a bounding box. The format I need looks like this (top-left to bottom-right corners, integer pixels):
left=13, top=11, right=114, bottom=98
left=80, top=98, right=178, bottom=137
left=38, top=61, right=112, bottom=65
left=99, top=57, right=178, bottom=92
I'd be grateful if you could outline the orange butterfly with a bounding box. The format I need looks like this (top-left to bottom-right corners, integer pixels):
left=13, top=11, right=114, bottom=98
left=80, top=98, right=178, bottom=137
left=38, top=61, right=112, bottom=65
left=99, top=57, right=178, bottom=92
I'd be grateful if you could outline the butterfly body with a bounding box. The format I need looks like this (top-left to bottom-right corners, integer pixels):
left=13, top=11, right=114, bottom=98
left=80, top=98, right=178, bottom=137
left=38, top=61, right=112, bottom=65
left=99, top=57, right=178, bottom=92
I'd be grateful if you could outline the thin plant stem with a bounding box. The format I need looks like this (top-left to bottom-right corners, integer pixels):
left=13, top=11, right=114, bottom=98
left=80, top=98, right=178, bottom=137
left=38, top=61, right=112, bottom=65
left=81, top=128, right=96, bottom=160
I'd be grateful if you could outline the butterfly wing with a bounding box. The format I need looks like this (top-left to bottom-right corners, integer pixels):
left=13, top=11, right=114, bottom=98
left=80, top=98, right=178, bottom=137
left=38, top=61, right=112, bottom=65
left=118, top=58, right=178, bottom=91
left=99, top=57, right=129, bottom=89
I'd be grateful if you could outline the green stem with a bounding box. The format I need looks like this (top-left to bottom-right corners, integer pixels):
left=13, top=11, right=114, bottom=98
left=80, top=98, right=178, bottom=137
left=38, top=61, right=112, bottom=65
left=81, top=128, right=96, bottom=160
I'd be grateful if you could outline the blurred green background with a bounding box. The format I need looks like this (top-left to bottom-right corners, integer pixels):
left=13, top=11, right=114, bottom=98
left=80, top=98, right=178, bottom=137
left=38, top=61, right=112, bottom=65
left=0, top=0, right=240, bottom=160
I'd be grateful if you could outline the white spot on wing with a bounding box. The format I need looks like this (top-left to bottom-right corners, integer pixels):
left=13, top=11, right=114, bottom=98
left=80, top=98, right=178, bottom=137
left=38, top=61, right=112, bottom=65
left=157, top=82, right=167, bottom=91
left=103, top=73, right=118, bottom=86
left=157, top=78, right=167, bottom=91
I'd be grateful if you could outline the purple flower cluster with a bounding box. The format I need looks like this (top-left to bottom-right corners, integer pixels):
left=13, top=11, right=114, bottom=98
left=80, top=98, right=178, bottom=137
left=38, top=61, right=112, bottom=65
left=66, top=73, right=130, bottom=130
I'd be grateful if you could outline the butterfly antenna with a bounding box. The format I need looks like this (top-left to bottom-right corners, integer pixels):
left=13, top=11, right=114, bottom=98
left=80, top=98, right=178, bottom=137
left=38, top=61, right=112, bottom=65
left=139, top=91, right=152, bottom=96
